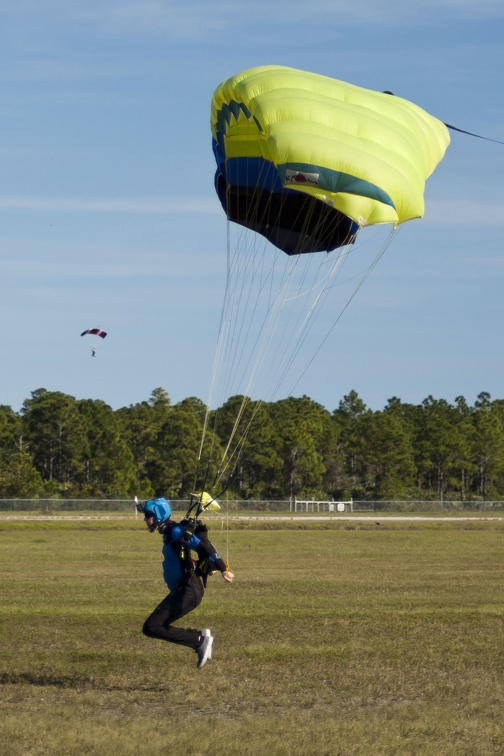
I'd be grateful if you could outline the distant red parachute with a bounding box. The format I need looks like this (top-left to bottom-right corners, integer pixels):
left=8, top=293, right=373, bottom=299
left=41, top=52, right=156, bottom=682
left=81, top=328, right=107, bottom=339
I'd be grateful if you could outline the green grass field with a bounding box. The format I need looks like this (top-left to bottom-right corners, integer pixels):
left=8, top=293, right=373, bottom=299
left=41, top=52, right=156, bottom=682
left=1, top=517, right=503, bottom=755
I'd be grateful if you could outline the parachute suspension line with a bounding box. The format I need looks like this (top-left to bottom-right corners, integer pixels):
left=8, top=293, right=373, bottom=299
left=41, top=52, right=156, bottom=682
left=219, top=189, right=354, bottom=410
left=232, top=255, right=299, bottom=395
left=444, top=122, right=504, bottom=147
left=271, top=222, right=365, bottom=393
left=265, top=244, right=352, bottom=401
left=199, top=224, right=394, bottom=494
left=286, top=226, right=399, bottom=398
left=196, top=214, right=258, bottom=489
left=205, top=237, right=287, bottom=481
left=197, top=174, right=282, bottom=483
left=225, top=492, right=229, bottom=566
left=197, top=219, right=233, bottom=469
left=210, top=242, right=350, bottom=486
left=214, top=395, right=267, bottom=488
left=217, top=194, right=265, bottom=397
left=222, top=240, right=274, bottom=398
left=240, top=255, right=325, bottom=402
left=202, top=179, right=367, bottom=488
left=212, top=229, right=294, bottom=481
left=199, top=181, right=270, bottom=423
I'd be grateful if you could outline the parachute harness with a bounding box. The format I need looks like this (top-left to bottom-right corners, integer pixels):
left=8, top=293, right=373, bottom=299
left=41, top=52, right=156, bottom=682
left=162, top=494, right=232, bottom=586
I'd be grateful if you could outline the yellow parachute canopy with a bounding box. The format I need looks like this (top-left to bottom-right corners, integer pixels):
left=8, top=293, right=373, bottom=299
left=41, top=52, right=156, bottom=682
left=211, top=65, right=450, bottom=253
left=191, top=491, right=221, bottom=512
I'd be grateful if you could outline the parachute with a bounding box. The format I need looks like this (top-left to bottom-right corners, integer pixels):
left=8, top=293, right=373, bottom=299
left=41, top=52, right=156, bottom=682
left=190, top=491, right=221, bottom=512
left=196, top=66, right=450, bottom=494
left=80, top=328, right=107, bottom=338
left=81, top=328, right=107, bottom=357
left=211, top=65, right=450, bottom=254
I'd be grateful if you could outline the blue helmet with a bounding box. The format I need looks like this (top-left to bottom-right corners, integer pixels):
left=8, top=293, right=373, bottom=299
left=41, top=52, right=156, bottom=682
left=142, top=497, right=171, bottom=526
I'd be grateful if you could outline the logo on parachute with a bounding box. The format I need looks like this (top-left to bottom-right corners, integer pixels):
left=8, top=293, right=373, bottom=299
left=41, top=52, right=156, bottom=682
left=284, top=169, right=320, bottom=187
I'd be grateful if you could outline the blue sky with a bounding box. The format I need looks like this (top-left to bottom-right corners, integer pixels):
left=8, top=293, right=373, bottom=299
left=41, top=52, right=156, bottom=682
left=1, top=1, right=503, bottom=414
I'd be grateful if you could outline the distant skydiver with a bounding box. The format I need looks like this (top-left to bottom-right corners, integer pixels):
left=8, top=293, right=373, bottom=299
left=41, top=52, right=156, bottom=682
left=81, top=328, right=106, bottom=357
left=137, top=496, right=234, bottom=669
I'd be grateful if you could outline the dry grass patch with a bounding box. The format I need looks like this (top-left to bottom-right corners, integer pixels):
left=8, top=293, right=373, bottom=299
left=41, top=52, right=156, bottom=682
left=1, top=520, right=503, bottom=754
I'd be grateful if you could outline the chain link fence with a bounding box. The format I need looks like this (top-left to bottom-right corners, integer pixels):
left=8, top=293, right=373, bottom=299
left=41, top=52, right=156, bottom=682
left=0, top=498, right=290, bottom=513
left=0, top=498, right=503, bottom=513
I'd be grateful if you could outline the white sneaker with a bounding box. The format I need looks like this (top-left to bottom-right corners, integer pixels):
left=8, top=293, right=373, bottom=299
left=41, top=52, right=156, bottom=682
left=197, top=628, right=213, bottom=669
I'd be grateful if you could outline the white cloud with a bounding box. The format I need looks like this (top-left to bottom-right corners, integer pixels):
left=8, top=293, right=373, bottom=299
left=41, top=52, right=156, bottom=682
left=425, top=199, right=504, bottom=226
left=1, top=195, right=502, bottom=227
left=0, top=195, right=219, bottom=214
left=2, top=1, right=503, bottom=42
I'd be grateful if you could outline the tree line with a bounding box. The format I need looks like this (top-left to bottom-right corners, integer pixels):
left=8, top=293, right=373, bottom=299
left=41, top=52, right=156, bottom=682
left=1, top=387, right=504, bottom=501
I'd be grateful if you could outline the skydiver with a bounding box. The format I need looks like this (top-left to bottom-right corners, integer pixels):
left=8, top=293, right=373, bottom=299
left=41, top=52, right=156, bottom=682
left=91, top=347, right=96, bottom=357
left=137, top=496, right=234, bottom=669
